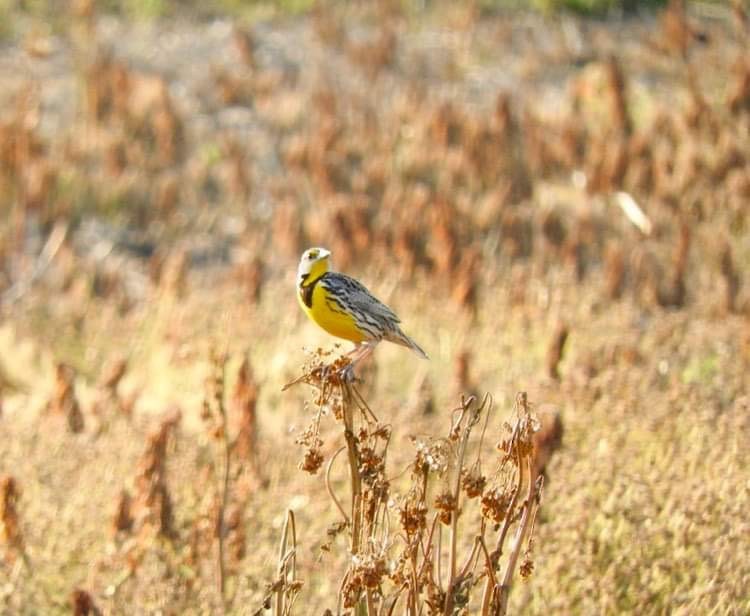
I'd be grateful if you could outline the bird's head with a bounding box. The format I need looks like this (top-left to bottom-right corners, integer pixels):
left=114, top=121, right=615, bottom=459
left=297, top=247, right=331, bottom=286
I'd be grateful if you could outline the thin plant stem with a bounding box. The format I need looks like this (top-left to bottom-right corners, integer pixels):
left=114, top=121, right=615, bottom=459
left=341, top=382, right=363, bottom=554
left=444, top=396, right=482, bottom=614
left=326, top=446, right=350, bottom=525
left=495, top=456, right=536, bottom=615
left=275, top=511, right=293, bottom=616
left=211, top=353, right=231, bottom=613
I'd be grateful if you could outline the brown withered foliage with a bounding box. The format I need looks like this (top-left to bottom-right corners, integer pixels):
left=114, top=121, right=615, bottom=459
left=346, top=22, right=397, bottom=79
left=199, top=349, right=250, bottom=604
left=604, top=242, right=626, bottom=300
left=232, top=355, right=259, bottom=470
left=111, top=489, right=134, bottom=535
left=221, top=137, right=252, bottom=201
left=453, top=349, right=479, bottom=402
left=223, top=497, right=248, bottom=568
left=605, top=56, right=632, bottom=137
left=659, top=0, right=708, bottom=59
left=719, top=242, right=741, bottom=314
left=452, top=248, right=481, bottom=315
left=86, top=52, right=184, bottom=165
left=1, top=1, right=745, bottom=330
left=727, top=58, right=750, bottom=115
left=408, top=368, right=434, bottom=416
left=0, top=476, right=24, bottom=563
left=658, top=221, right=690, bottom=308
left=48, top=362, right=84, bottom=433
left=131, top=411, right=181, bottom=540
left=531, top=407, right=564, bottom=480
left=71, top=589, right=102, bottom=616
left=232, top=26, right=256, bottom=68
left=236, top=256, right=265, bottom=304
left=546, top=323, right=570, bottom=381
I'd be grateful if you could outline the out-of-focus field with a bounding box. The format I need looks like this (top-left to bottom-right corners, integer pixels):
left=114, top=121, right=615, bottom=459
left=0, top=1, right=749, bottom=614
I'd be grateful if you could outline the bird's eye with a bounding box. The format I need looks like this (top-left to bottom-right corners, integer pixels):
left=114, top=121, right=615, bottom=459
left=308, top=251, right=317, bottom=259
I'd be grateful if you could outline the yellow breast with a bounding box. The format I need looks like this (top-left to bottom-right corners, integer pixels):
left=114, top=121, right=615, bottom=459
left=298, top=281, right=368, bottom=343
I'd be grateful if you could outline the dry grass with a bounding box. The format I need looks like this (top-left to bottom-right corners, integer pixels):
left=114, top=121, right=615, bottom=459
left=1, top=1, right=750, bottom=614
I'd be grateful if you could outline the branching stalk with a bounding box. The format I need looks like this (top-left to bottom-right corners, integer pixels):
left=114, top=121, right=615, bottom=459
left=494, top=457, right=537, bottom=615
left=341, top=383, right=363, bottom=555
left=275, top=510, right=297, bottom=616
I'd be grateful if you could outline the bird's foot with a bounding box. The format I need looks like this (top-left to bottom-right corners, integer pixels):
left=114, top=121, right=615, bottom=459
left=337, top=361, right=360, bottom=384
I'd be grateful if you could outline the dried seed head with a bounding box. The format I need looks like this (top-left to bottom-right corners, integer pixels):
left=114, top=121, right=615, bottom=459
left=112, top=489, right=133, bottom=535
left=71, top=588, right=101, bottom=616
left=481, top=487, right=512, bottom=524
left=358, top=446, right=384, bottom=483
left=398, top=498, right=428, bottom=536
left=519, top=556, right=535, bottom=578
left=453, top=350, right=474, bottom=395
left=131, top=413, right=179, bottom=539
left=341, top=568, right=363, bottom=608
left=352, top=554, right=388, bottom=589
left=388, top=550, right=409, bottom=586
left=326, top=520, right=348, bottom=539
left=233, top=355, right=260, bottom=466
left=342, top=545, right=390, bottom=604
left=425, top=583, right=447, bottom=614
left=371, top=424, right=391, bottom=441
left=411, top=437, right=450, bottom=475
left=546, top=323, right=569, bottom=381
left=320, top=519, right=348, bottom=554
left=434, top=491, right=458, bottom=525
left=299, top=447, right=324, bottom=474
left=532, top=408, right=563, bottom=479
left=498, top=393, right=540, bottom=462
left=49, top=362, right=84, bottom=433
left=225, top=499, right=248, bottom=566
left=461, top=466, right=486, bottom=499
left=0, top=475, right=23, bottom=556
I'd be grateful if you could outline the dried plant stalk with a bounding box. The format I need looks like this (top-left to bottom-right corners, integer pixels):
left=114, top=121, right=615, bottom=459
left=546, top=323, right=569, bottom=381
left=132, top=411, right=180, bottom=540
left=279, top=350, right=548, bottom=615
left=49, top=363, right=84, bottom=433
left=71, top=588, right=102, bottom=616
left=231, top=356, right=259, bottom=471
left=202, top=350, right=233, bottom=610
left=0, top=475, right=25, bottom=564
left=480, top=393, right=544, bottom=614
left=256, top=510, right=302, bottom=616
left=719, top=242, right=740, bottom=314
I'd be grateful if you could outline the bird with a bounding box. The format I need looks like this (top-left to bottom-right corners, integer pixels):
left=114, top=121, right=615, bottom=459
left=296, top=247, right=428, bottom=374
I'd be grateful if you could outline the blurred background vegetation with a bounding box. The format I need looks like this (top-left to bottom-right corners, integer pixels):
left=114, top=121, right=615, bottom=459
left=3, top=0, right=677, bottom=26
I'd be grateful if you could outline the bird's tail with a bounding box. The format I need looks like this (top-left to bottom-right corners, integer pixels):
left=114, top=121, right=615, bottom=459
left=388, top=328, right=429, bottom=360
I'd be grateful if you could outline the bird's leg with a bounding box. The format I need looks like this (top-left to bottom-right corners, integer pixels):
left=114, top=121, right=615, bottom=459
left=340, top=342, right=376, bottom=383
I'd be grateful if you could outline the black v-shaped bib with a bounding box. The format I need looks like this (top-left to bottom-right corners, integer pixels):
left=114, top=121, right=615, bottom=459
left=300, top=274, right=324, bottom=308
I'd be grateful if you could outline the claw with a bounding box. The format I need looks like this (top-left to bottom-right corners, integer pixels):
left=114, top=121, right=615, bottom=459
left=337, top=341, right=377, bottom=384
left=338, top=362, right=358, bottom=384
